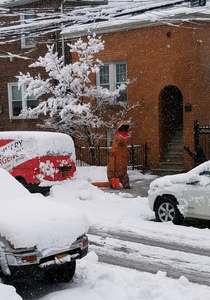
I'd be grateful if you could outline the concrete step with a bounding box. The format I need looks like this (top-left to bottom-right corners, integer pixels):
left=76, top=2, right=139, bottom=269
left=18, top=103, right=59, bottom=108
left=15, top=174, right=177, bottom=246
left=166, top=144, right=183, bottom=151
left=159, top=161, right=184, bottom=169
left=163, top=153, right=183, bottom=158
left=165, top=149, right=183, bottom=153
left=162, top=154, right=183, bottom=162
left=154, top=130, right=184, bottom=176
left=168, top=138, right=183, bottom=143
left=151, top=168, right=187, bottom=176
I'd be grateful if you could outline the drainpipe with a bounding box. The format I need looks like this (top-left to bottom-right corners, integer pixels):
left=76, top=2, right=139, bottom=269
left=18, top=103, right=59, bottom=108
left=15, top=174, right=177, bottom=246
left=60, top=1, right=65, bottom=64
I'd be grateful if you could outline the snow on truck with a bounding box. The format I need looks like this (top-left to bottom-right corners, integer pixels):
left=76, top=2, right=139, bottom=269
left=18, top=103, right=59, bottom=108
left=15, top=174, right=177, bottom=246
left=0, top=131, right=76, bottom=193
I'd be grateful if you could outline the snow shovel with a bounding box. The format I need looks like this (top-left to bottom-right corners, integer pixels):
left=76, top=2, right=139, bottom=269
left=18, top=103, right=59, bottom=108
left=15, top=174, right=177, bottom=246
left=91, top=182, right=111, bottom=187
left=111, top=154, right=120, bottom=189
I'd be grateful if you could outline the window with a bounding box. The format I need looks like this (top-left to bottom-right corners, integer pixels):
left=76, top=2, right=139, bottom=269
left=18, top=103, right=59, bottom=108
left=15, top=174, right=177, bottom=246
left=21, top=13, right=36, bottom=49
left=97, top=62, right=127, bottom=104
left=8, top=83, right=37, bottom=119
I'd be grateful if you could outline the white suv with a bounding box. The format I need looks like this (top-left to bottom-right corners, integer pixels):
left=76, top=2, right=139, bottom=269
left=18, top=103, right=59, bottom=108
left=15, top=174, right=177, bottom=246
left=148, top=161, right=210, bottom=224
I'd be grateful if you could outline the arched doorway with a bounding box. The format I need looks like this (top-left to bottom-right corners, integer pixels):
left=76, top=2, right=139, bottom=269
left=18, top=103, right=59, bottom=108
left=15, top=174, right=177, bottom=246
left=160, top=85, right=183, bottom=160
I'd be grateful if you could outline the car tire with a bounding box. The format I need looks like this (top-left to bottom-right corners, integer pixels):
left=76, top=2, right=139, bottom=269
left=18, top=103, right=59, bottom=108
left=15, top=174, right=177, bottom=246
left=155, top=196, right=183, bottom=225
left=43, top=260, right=76, bottom=284
left=199, top=0, right=206, bottom=6
left=15, top=176, right=27, bottom=187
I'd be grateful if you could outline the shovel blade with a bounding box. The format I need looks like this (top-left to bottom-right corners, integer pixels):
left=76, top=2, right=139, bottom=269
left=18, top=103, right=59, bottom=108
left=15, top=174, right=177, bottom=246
left=111, top=178, right=120, bottom=189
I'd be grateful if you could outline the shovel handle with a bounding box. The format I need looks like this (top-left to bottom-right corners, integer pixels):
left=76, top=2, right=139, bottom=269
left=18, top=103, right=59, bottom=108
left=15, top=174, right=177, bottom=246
left=114, top=154, right=117, bottom=177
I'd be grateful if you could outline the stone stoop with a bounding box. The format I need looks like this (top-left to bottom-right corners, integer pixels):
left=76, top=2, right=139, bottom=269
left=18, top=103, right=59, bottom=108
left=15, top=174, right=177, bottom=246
left=152, top=131, right=187, bottom=176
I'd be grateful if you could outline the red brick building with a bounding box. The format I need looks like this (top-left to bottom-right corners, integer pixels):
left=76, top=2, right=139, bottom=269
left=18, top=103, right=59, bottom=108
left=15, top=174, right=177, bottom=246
left=62, top=1, right=210, bottom=172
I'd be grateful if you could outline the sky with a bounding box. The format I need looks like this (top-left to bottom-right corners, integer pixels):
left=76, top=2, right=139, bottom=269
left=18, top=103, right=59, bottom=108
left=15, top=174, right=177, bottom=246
left=1, top=166, right=210, bottom=299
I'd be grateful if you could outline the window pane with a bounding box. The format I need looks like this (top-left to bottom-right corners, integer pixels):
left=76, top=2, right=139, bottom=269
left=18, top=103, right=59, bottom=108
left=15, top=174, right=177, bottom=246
left=116, top=89, right=127, bottom=103
left=27, top=92, right=35, bottom=100
left=116, top=63, right=126, bottom=83
left=22, top=14, right=36, bottom=47
left=12, top=101, right=22, bottom=116
left=100, top=65, right=109, bottom=88
left=25, top=35, right=36, bottom=46
left=12, top=86, right=21, bottom=101
left=25, top=85, right=37, bottom=109
left=27, top=99, right=37, bottom=109
left=116, top=63, right=127, bottom=103
left=24, top=14, right=34, bottom=21
left=25, top=85, right=36, bottom=100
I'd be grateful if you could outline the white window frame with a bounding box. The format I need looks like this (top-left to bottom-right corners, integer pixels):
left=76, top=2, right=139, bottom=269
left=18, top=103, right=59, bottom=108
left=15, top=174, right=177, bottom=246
left=20, top=12, right=36, bottom=49
left=8, top=82, right=37, bottom=119
left=96, top=61, right=127, bottom=105
left=107, top=128, right=115, bottom=147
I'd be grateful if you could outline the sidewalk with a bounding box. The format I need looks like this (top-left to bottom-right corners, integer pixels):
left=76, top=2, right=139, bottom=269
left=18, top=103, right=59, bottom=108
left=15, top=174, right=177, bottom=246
left=100, top=172, right=158, bottom=198
left=77, top=166, right=158, bottom=198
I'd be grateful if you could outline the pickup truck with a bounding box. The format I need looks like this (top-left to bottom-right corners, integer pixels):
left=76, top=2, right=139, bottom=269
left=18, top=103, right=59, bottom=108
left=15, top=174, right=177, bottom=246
left=0, top=168, right=88, bottom=283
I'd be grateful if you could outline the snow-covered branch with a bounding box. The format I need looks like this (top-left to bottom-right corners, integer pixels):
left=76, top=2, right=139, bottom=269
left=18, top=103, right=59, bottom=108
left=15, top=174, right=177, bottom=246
left=18, top=34, right=130, bottom=149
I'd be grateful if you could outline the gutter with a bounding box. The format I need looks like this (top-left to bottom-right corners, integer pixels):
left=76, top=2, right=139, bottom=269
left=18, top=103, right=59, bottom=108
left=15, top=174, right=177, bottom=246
left=61, top=11, right=210, bottom=39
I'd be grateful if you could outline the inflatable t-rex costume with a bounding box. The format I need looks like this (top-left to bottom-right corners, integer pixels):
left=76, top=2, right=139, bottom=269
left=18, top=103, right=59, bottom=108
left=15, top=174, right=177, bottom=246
left=107, top=121, right=131, bottom=189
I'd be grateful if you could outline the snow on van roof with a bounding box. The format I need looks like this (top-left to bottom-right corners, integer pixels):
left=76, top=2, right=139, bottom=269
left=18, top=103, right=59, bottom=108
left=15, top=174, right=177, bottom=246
left=0, top=131, right=76, bottom=160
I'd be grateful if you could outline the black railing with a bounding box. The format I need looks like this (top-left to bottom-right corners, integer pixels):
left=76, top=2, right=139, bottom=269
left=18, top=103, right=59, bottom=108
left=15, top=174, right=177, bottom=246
left=194, top=121, right=210, bottom=159
left=75, top=143, right=148, bottom=170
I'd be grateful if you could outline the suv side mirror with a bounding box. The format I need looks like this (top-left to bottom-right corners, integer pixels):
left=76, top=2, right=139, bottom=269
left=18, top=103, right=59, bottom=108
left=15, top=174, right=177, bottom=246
left=186, top=174, right=200, bottom=185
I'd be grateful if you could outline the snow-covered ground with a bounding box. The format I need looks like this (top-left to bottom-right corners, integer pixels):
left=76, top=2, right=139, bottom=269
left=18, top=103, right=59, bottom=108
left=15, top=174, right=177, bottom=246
left=2, top=166, right=210, bottom=299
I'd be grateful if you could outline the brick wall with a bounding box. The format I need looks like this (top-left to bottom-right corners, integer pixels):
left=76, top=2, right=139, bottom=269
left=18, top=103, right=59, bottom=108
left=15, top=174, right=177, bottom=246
left=72, top=21, right=210, bottom=169
left=0, top=3, right=62, bottom=133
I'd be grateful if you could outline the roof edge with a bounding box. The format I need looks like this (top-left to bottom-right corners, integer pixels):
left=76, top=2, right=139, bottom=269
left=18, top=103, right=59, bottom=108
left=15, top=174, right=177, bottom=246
left=61, top=12, right=210, bottom=39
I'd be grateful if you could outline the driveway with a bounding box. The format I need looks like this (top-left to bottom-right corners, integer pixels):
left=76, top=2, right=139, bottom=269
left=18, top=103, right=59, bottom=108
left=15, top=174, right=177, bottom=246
left=99, top=173, right=157, bottom=197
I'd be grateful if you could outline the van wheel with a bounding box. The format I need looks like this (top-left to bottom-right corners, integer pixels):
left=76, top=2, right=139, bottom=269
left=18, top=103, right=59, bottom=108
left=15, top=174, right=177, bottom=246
left=15, top=176, right=27, bottom=187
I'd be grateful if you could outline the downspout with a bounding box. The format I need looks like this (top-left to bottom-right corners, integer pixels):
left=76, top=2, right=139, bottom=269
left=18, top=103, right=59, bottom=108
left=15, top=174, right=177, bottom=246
left=60, top=0, right=66, bottom=64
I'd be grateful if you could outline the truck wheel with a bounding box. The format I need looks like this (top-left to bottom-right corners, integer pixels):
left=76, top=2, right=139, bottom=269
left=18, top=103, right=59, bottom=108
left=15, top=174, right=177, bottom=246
left=15, top=176, right=27, bottom=188
left=44, top=261, right=76, bottom=284
left=199, top=0, right=206, bottom=6
left=155, top=196, right=183, bottom=225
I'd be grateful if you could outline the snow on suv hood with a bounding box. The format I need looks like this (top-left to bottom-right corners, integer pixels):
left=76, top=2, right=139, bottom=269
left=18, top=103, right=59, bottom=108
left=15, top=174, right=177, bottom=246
left=0, top=168, right=89, bottom=251
left=149, top=160, right=210, bottom=192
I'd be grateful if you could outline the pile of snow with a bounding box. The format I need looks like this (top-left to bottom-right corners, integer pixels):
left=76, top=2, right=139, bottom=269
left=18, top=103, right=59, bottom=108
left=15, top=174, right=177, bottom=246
left=0, top=283, right=22, bottom=300
left=39, top=251, right=210, bottom=300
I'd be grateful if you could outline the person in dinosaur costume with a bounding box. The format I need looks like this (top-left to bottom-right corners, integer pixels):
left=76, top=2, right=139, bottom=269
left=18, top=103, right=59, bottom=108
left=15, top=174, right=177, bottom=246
left=107, top=121, right=131, bottom=189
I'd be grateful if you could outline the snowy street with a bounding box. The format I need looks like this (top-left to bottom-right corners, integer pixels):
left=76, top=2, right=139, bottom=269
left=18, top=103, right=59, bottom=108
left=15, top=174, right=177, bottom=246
left=89, top=228, right=210, bottom=286
left=5, top=166, right=210, bottom=300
